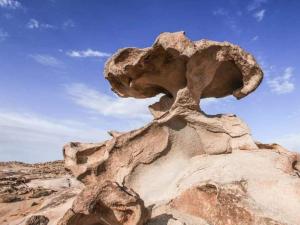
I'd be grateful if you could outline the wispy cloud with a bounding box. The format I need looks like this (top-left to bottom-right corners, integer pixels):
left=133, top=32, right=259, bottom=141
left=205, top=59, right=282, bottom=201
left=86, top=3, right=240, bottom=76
left=253, top=9, right=266, bottom=22
left=0, top=28, right=8, bottom=41
left=252, top=35, right=259, bottom=41
left=212, top=8, right=241, bottom=34
left=27, top=19, right=39, bottom=29
left=26, top=19, right=56, bottom=30
left=213, top=8, right=228, bottom=16
left=0, top=0, right=21, bottom=9
left=66, top=49, right=110, bottom=58
left=62, top=19, right=75, bottom=28
left=267, top=67, right=295, bottom=94
left=247, top=0, right=268, bottom=11
left=65, top=83, right=159, bottom=120
left=30, top=54, right=63, bottom=67
left=0, top=110, right=108, bottom=162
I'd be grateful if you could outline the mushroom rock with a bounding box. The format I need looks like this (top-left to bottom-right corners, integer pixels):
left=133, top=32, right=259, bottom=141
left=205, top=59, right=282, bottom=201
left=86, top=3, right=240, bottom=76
left=64, top=32, right=260, bottom=185
left=61, top=32, right=300, bottom=225
left=105, top=31, right=263, bottom=116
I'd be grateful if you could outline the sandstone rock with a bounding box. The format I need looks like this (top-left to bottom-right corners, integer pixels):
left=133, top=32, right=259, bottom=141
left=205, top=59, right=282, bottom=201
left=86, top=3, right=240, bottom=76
left=143, top=148, right=300, bottom=225
left=64, top=32, right=262, bottom=186
left=25, top=215, right=49, bottom=225
left=59, top=31, right=300, bottom=225
left=64, top=112, right=258, bottom=185
left=105, top=31, right=263, bottom=116
left=57, top=181, right=148, bottom=225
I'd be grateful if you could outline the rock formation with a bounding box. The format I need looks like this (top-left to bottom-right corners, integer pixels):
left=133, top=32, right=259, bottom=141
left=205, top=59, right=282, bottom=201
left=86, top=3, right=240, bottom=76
left=2, top=32, right=300, bottom=225
left=57, top=181, right=148, bottom=225
left=59, top=32, right=300, bottom=225
left=64, top=32, right=263, bottom=185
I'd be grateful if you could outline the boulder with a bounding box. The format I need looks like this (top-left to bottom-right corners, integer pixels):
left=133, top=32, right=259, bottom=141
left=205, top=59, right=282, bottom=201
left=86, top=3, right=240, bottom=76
left=25, top=215, right=49, bottom=225
left=57, top=181, right=148, bottom=225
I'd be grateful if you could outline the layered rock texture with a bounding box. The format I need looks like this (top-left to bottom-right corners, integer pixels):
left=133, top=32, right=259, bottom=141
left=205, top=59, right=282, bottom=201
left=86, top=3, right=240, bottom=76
left=0, top=161, right=83, bottom=225
left=2, top=32, right=300, bottom=225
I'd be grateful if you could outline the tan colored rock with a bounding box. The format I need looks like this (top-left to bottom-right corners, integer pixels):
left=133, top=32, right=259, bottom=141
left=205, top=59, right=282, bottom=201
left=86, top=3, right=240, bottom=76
left=105, top=31, right=263, bottom=116
left=57, top=181, right=148, bottom=225
left=145, top=148, right=300, bottom=225
left=24, top=32, right=299, bottom=225
left=64, top=112, right=257, bottom=185
left=63, top=32, right=261, bottom=185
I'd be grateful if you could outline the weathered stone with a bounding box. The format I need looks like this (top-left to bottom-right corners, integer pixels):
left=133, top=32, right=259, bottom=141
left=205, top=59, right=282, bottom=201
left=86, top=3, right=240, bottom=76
left=64, top=112, right=258, bottom=185
left=105, top=31, right=263, bottom=116
left=29, top=187, right=56, bottom=199
left=25, top=215, right=49, bottom=225
left=57, top=181, right=148, bottom=225
left=0, top=193, right=22, bottom=203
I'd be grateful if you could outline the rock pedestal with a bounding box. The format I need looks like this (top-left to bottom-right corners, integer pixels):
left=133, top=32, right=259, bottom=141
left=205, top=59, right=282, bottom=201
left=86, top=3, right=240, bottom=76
left=58, top=32, right=300, bottom=225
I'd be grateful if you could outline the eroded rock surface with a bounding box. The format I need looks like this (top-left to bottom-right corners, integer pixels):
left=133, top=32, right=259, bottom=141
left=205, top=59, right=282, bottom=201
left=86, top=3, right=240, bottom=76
left=105, top=31, right=263, bottom=117
left=60, top=32, right=300, bottom=225
left=57, top=181, right=148, bottom=225
left=64, top=113, right=257, bottom=185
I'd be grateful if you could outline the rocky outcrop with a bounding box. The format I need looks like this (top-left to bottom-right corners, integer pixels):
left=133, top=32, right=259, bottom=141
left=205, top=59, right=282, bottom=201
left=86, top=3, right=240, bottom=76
left=60, top=32, right=300, bottom=225
left=146, top=148, right=300, bottom=225
left=64, top=113, right=257, bottom=185
left=57, top=181, right=148, bottom=225
left=105, top=31, right=263, bottom=117
left=0, top=161, right=83, bottom=225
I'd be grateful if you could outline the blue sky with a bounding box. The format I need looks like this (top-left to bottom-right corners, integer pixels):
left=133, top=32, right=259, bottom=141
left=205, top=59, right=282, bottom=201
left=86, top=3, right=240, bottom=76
left=0, top=0, right=299, bottom=162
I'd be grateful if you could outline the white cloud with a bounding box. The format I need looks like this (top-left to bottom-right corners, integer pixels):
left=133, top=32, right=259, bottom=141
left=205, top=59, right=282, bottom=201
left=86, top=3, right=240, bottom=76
left=26, top=19, right=56, bottom=29
left=253, top=9, right=266, bottom=22
left=65, top=83, right=159, bottom=120
left=30, top=54, right=63, bottom=67
left=0, top=28, right=8, bottom=41
left=267, top=67, right=295, bottom=94
left=0, top=111, right=108, bottom=162
left=252, top=35, right=259, bottom=41
left=0, top=0, right=21, bottom=9
left=66, top=49, right=110, bottom=58
left=247, top=0, right=268, bottom=11
left=66, top=83, right=239, bottom=121
left=27, top=19, right=39, bottom=29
